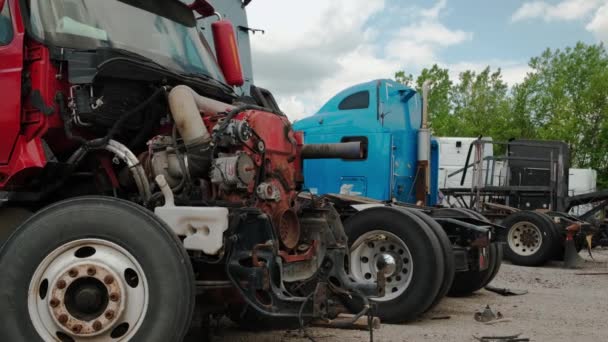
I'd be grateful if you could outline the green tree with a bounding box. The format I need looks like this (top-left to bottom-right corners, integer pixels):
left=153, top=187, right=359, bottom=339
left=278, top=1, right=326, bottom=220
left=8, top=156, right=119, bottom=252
left=395, top=65, right=455, bottom=135
left=394, top=42, right=608, bottom=186
left=394, top=71, right=414, bottom=87
left=517, top=43, right=608, bottom=186
left=450, top=67, right=512, bottom=141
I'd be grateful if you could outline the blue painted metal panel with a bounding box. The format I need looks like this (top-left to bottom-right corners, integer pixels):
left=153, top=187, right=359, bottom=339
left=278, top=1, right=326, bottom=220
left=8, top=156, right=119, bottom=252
left=430, top=139, right=439, bottom=205
left=390, top=129, right=418, bottom=203
left=300, top=132, right=392, bottom=200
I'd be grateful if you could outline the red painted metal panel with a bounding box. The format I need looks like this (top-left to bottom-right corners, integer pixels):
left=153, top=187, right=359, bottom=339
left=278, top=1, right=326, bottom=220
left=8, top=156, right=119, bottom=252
left=0, top=0, right=24, bottom=164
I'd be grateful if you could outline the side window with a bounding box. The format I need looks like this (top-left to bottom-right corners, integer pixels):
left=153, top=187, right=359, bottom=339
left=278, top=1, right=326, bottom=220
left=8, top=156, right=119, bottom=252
left=0, top=1, right=13, bottom=46
left=338, top=91, right=370, bottom=110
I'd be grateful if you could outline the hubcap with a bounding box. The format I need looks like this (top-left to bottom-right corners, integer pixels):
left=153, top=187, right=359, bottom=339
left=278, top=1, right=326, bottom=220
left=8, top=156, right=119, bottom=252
left=508, top=221, right=543, bottom=256
left=350, top=230, right=413, bottom=302
left=28, top=239, right=148, bottom=341
left=376, top=253, right=398, bottom=277
left=65, top=278, right=108, bottom=320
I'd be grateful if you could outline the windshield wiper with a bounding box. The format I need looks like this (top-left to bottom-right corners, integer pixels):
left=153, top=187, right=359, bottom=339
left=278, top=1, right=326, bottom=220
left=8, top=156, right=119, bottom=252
left=180, top=72, right=234, bottom=92
left=96, top=47, right=170, bottom=71
left=99, top=48, right=231, bottom=92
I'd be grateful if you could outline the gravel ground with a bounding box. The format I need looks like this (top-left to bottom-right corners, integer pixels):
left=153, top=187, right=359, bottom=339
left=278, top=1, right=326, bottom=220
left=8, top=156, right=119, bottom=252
left=210, top=248, right=608, bottom=342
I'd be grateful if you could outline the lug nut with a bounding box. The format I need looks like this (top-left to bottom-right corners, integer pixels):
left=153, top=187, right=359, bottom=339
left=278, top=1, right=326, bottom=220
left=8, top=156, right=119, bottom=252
left=105, top=310, right=115, bottom=320
left=109, top=292, right=120, bottom=302
left=56, top=280, right=67, bottom=290
left=93, top=320, right=103, bottom=331
left=58, top=314, right=68, bottom=325
left=87, top=267, right=96, bottom=276
left=72, top=324, right=82, bottom=333
left=104, top=275, right=114, bottom=285
left=68, top=269, right=79, bottom=278
left=49, top=298, right=60, bottom=308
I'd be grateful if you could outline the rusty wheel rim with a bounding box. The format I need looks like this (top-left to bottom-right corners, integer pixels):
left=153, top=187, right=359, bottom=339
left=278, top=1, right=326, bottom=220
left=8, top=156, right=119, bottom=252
left=28, top=239, right=148, bottom=341
left=508, top=221, right=543, bottom=256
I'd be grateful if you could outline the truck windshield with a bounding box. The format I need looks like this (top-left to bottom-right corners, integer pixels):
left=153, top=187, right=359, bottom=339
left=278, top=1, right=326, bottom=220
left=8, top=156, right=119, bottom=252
left=29, top=0, right=225, bottom=81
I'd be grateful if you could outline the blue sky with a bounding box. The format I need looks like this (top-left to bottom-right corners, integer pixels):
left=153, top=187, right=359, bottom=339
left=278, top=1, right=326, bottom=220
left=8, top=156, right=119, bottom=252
left=246, top=0, right=607, bottom=119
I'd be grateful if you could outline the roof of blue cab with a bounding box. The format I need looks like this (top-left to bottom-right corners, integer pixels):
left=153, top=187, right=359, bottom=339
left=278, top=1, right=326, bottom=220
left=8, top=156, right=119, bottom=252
left=315, top=79, right=415, bottom=114
left=293, top=79, right=418, bottom=131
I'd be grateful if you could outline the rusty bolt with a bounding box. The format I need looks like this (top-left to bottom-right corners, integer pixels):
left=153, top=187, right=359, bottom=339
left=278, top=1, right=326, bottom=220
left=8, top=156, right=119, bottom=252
left=87, top=267, right=97, bottom=276
left=56, top=280, right=67, bottom=290
left=105, top=310, right=115, bottom=320
left=104, top=275, right=114, bottom=285
left=58, top=314, right=68, bottom=325
left=92, top=321, right=103, bottom=331
left=109, top=292, right=120, bottom=302
left=49, top=298, right=60, bottom=308
left=68, top=269, right=79, bottom=278
left=72, top=324, right=83, bottom=334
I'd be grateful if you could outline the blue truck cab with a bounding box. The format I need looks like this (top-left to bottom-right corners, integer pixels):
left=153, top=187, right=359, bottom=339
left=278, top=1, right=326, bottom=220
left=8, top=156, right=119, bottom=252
left=294, top=79, right=439, bottom=205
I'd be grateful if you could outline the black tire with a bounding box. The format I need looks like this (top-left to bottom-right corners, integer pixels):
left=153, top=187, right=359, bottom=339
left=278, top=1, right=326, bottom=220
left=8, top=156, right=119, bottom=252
left=544, top=211, right=583, bottom=261
left=403, top=208, right=455, bottom=312
left=499, top=211, right=561, bottom=266
left=431, top=208, right=502, bottom=296
left=0, top=207, right=32, bottom=247
left=343, top=207, right=444, bottom=323
left=0, top=196, right=195, bottom=342
left=454, top=209, right=504, bottom=288
left=483, top=243, right=503, bottom=288
left=447, top=243, right=498, bottom=296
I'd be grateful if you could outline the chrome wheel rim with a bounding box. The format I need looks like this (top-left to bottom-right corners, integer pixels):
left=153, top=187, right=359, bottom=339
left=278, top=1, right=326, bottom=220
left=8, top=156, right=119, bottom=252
left=28, top=239, right=149, bottom=341
left=508, top=221, right=543, bottom=256
left=350, top=230, right=413, bottom=302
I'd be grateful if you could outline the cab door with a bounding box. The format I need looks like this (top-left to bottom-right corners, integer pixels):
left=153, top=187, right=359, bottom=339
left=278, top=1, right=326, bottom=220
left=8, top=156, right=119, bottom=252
left=298, top=85, right=393, bottom=200
left=0, top=0, right=25, bottom=164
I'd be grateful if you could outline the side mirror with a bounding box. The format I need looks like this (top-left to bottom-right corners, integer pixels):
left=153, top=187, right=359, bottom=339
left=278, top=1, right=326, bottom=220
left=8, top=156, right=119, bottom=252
left=212, top=19, right=244, bottom=87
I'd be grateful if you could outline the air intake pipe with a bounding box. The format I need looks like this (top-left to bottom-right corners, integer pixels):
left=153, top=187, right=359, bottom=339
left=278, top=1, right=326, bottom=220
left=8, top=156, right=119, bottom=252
left=168, top=85, right=235, bottom=147
left=167, top=85, right=236, bottom=177
left=301, top=142, right=364, bottom=160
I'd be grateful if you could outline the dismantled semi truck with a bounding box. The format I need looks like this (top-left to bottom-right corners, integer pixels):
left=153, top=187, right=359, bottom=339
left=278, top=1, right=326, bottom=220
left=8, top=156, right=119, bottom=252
left=0, top=0, right=399, bottom=340
left=294, top=80, right=503, bottom=320
left=441, top=139, right=608, bottom=267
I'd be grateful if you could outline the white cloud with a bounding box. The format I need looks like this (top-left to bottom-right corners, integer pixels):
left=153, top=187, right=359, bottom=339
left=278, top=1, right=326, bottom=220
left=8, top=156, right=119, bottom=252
left=511, top=0, right=608, bottom=45
left=399, top=21, right=473, bottom=47
left=246, top=0, right=474, bottom=120
left=279, top=96, right=307, bottom=121
left=446, top=61, right=530, bottom=86
left=511, top=0, right=603, bottom=22
left=420, top=0, right=448, bottom=19
left=586, top=3, right=608, bottom=43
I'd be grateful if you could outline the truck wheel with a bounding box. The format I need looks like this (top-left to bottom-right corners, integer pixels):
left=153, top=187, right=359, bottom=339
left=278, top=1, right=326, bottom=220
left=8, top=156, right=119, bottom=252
left=453, top=209, right=504, bottom=288
left=431, top=208, right=502, bottom=296
left=404, top=209, right=455, bottom=311
left=447, top=243, right=500, bottom=296
left=500, top=211, right=560, bottom=266
left=344, top=207, right=444, bottom=323
left=544, top=211, right=584, bottom=261
left=0, top=207, right=32, bottom=246
left=0, top=196, right=195, bottom=342
left=484, top=243, right=503, bottom=287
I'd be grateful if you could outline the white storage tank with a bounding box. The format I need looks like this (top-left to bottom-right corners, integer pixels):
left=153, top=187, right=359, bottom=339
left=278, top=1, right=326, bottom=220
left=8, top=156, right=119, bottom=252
left=437, top=137, right=495, bottom=190
left=568, top=168, right=597, bottom=215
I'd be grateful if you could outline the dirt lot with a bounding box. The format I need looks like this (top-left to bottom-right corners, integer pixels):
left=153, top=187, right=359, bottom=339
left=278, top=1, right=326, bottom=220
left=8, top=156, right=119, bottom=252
left=214, top=248, right=608, bottom=342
